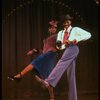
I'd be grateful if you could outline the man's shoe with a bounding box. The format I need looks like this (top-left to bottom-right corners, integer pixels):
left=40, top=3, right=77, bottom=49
left=35, top=75, right=49, bottom=87
left=35, top=76, right=55, bottom=100
left=41, top=80, right=50, bottom=88
left=35, top=75, right=45, bottom=88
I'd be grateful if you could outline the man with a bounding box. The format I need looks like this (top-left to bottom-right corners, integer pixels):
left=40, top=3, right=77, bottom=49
left=7, top=20, right=58, bottom=100
left=39, top=14, right=91, bottom=100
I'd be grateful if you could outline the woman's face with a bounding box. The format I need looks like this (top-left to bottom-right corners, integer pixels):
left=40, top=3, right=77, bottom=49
left=48, top=26, right=57, bottom=34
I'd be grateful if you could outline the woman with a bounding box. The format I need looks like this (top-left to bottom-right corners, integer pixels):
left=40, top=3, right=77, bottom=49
left=8, top=20, right=58, bottom=100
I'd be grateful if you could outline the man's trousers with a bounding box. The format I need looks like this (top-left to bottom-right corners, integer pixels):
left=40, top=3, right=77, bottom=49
left=45, top=45, right=79, bottom=100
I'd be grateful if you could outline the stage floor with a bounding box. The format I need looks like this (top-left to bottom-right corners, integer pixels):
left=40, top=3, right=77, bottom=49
left=2, top=94, right=98, bottom=100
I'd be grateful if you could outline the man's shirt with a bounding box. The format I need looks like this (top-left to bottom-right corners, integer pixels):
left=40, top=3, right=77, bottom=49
left=57, top=26, right=91, bottom=49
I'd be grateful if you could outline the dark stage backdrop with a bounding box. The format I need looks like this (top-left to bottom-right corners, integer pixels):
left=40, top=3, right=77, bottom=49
left=2, top=0, right=99, bottom=98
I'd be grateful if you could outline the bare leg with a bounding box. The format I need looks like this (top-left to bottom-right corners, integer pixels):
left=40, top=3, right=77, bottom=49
left=35, top=75, right=55, bottom=100
left=14, top=64, right=34, bottom=78
left=48, top=86, right=55, bottom=100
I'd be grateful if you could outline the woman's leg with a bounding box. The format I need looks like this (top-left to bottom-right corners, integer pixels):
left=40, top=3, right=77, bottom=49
left=14, top=64, right=34, bottom=78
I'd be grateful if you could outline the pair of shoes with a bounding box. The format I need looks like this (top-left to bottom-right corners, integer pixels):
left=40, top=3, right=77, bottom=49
left=7, top=73, right=22, bottom=82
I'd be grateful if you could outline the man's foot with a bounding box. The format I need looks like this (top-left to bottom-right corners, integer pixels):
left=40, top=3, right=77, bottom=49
left=35, top=76, right=55, bottom=99
left=41, top=79, right=50, bottom=88
left=35, top=75, right=45, bottom=88
left=35, top=75, right=49, bottom=87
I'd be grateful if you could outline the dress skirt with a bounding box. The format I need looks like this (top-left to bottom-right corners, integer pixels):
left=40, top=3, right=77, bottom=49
left=31, top=51, right=57, bottom=79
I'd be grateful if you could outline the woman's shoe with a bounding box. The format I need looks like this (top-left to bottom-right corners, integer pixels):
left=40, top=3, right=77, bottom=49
left=7, top=73, right=22, bottom=82
left=7, top=76, right=22, bottom=82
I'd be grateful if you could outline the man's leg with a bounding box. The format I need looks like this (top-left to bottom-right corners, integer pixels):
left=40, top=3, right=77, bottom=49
left=35, top=75, right=55, bottom=100
left=48, top=86, right=55, bottom=100
left=46, top=46, right=79, bottom=87
left=67, top=60, right=77, bottom=100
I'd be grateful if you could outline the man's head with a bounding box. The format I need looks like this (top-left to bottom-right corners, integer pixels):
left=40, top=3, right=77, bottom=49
left=62, top=14, right=73, bottom=29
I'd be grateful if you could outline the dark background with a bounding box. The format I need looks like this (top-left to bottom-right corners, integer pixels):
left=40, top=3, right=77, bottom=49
left=2, top=0, right=99, bottom=99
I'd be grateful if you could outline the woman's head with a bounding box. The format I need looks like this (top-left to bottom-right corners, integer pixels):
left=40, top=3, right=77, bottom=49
left=48, top=26, right=57, bottom=34
left=48, top=19, right=58, bottom=34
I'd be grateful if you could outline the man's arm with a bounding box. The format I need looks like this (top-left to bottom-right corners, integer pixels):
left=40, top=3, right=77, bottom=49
left=68, top=27, right=92, bottom=42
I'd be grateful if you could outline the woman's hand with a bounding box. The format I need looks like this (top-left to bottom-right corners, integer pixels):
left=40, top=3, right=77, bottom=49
left=27, top=49, right=33, bottom=55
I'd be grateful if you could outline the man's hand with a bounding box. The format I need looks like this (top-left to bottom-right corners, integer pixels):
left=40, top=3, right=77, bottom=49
left=64, top=40, right=70, bottom=47
left=71, top=39, right=77, bottom=45
left=64, top=39, right=77, bottom=47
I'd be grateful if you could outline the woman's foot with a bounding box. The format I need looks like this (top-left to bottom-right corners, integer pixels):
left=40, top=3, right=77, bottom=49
left=7, top=73, right=22, bottom=82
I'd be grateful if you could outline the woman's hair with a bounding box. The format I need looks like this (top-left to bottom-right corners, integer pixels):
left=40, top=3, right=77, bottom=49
left=49, top=19, right=58, bottom=27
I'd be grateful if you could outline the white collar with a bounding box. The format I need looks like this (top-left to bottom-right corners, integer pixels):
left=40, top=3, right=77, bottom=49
left=64, top=25, right=72, bottom=33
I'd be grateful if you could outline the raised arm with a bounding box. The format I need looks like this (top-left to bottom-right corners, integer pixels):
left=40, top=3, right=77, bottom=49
left=27, top=48, right=40, bottom=56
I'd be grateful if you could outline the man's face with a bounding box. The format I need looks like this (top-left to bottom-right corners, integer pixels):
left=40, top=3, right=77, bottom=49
left=63, top=20, right=72, bottom=29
